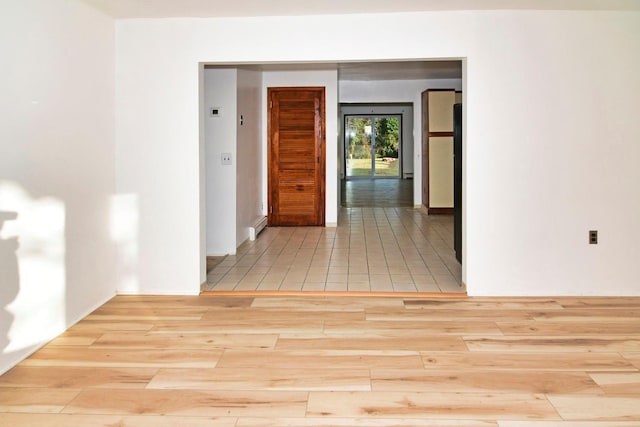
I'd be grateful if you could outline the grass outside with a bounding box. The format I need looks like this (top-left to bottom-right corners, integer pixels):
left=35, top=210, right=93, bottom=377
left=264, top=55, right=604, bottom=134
left=346, top=158, right=399, bottom=177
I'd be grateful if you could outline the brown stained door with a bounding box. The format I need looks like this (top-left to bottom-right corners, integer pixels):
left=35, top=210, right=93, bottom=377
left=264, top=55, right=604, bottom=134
left=268, top=87, right=325, bottom=226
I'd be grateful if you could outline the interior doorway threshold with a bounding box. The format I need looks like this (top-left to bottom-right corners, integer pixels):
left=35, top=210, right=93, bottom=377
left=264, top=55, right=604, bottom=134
left=199, top=290, right=468, bottom=298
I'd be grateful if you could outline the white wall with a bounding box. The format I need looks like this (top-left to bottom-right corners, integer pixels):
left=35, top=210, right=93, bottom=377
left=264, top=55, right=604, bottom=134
left=262, top=70, right=339, bottom=226
left=236, top=69, right=263, bottom=246
left=115, top=10, right=640, bottom=296
left=340, top=78, right=462, bottom=204
left=339, top=79, right=463, bottom=102
left=0, top=0, right=116, bottom=374
left=465, top=11, right=640, bottom=296
left=204, top=68, right=237, bottom=256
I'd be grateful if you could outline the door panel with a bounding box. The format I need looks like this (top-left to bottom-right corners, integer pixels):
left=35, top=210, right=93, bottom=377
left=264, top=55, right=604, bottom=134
left=428, top=136, right=454, bottom=207
left=373, top=116, right=400, bottom=177
left=345, top=117, right=373, bottom=177
left=268, top=87, right=325, bottom=226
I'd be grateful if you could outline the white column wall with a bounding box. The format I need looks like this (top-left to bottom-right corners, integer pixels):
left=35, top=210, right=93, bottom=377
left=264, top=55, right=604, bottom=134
left=115, top=10, right=640, bottom=296
left=236, top=69, right=263, bottom=246
left=204, top=69, right=238, bottom=256
left=0, top=0, right=116, bottom=374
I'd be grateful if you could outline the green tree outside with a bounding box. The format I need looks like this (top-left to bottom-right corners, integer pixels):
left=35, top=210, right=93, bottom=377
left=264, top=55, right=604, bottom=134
left=346, top=115, right=400, bottom=176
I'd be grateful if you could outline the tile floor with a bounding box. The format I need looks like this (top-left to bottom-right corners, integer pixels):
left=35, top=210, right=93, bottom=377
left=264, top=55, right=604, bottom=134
left=202, top=207, right=464, bottom=294
left=341, top=178, right=413, bottom=207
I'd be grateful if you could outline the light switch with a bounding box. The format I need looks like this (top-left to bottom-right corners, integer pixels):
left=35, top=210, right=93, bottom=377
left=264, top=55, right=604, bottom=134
left=221, top=153, right=232, bottom=165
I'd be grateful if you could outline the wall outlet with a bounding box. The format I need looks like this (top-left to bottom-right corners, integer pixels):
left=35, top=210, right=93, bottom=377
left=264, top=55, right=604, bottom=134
left=589, top=230, right=598, bottom=244
left=221, top=153, right=232, bottom=165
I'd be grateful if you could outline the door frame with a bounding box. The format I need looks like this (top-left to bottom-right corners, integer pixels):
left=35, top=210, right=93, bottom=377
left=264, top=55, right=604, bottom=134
left=199, top=60, right=467, bottom=292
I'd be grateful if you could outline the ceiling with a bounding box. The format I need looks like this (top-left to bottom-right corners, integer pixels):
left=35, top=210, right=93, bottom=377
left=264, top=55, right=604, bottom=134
left=338, top=61, right=461, bottom=81
left=81, top=0, right=640, bottom=18
left=227, top=61, right=463, bottom=81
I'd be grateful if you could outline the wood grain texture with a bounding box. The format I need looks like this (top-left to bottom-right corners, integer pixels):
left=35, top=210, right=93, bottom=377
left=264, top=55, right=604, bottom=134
left=464, top=336, right=640, bottom=353
left=1, top=295, right=640, bottom=426
left=370, top=369, right=602, bottom=394
left=238, top=418, right=498, bottom=426
left=62, top=389, right=308, bottom=417
left=0, top=366, right=157, bottom=389
left=217, top=349, right=425, bottom=370
left=421, top=351, right=636, bottom=372
left=147, top=368, right=371, bottom=391
left=0, top=413, right=237, bottom=427
left=306, top=391, right=559, bottom=420
left=498, top=422, right=636, bottom=427
left=92, top=332, right=278, bottom=349
left=0, top=388, right=80, bottom=413
left=21, top=347, right=222, bottom=368
left=546, top=395, right=640, bottom=420
left=588, top=372, right=640, bottom=395
left=268, top=87, right=325, bottom=226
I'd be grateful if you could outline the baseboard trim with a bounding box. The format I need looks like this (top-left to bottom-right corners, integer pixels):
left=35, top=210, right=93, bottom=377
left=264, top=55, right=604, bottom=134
left=428, top=207, right=454, bottom=215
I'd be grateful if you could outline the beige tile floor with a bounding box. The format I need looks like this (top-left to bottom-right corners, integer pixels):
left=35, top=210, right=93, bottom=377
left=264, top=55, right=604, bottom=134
left=202, top=207, right=464, bottom=294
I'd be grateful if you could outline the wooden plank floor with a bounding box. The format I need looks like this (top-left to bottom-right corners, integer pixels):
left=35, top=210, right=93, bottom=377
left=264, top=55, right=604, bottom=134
left=1, top=295, right=640, bottom=426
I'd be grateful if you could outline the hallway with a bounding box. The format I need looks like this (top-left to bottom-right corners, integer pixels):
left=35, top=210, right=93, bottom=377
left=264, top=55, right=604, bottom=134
left=203, top=207, right=463, bottom=294
left=341, top=178, right=413, bottom=208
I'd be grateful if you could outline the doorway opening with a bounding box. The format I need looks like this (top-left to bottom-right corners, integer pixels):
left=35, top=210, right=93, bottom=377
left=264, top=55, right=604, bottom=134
left=340, top=103, right=413, bottom=208
left=200, top=60, right=467, bottom=294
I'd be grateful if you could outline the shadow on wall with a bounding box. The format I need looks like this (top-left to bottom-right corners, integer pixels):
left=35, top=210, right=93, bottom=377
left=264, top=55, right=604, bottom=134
left=0, top=211, right=20, bottom=356
left=0, top=181, right=67, bottom=374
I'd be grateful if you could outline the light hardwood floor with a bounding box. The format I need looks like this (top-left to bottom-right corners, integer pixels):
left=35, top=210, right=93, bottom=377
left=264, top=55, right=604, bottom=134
left=1, top=295, right=640, bottom=425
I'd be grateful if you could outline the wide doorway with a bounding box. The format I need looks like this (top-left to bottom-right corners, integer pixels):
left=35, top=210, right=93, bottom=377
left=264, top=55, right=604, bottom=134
left=340, top=103, right=414, bottom=208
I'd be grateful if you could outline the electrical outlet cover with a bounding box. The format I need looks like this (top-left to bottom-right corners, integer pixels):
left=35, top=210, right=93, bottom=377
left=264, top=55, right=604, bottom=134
left=221, top=153, right=232, bottom=165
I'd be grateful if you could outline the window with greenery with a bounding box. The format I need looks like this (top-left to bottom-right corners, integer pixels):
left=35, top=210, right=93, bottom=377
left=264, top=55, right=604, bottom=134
left=345, top=115, right=401, bottom=177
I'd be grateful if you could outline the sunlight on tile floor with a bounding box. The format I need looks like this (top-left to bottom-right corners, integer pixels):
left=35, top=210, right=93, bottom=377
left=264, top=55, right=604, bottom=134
left=203, top=207, right=464, bottom=294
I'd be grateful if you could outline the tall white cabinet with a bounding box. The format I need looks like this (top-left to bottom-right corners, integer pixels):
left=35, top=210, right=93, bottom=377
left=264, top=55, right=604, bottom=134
left=422, top=89, right=460, bottom=213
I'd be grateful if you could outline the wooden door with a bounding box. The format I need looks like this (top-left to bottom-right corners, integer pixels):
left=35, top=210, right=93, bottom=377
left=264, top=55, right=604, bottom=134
left=268, top=87, right=325, bottom=226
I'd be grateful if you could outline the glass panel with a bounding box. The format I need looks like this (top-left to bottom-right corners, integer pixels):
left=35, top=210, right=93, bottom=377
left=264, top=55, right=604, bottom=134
left=374, top=116, right=400, bottom=177
left=345, top=117, right=372, bottom=177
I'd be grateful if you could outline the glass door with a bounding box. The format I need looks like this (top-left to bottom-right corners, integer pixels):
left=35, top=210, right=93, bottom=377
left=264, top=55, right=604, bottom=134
left=345, top=115, right=401, bottom=178
left=345, top=116, right=372, bottom=177
left=373, top=116, right=400, bottom=177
